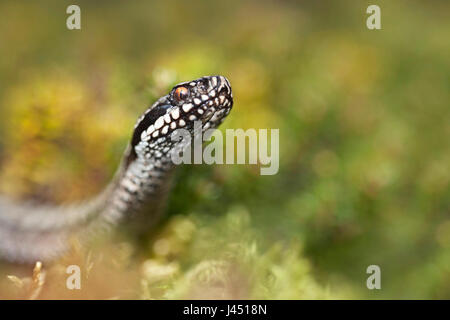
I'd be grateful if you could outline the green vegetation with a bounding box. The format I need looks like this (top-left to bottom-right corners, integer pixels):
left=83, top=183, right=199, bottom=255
left=0, top=0, right=448, bottom=299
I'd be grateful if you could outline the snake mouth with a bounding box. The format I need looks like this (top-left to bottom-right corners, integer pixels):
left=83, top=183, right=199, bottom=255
left=202, top=109, right=214, bottom=124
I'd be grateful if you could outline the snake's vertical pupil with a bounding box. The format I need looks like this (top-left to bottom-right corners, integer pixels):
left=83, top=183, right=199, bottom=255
left=174, top=86, right=189, bottom=101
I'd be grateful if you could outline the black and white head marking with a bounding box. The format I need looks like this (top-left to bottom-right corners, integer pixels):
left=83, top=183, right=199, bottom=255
left=130, top=75, right=233, bottom=163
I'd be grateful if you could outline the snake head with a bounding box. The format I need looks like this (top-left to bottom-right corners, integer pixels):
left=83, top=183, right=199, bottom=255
left=131, top=75, right=233, bottom=160
left=168, top=75, right=233, bottom=130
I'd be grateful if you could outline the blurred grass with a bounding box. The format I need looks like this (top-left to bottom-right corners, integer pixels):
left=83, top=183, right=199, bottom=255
left=0, top=0, right=449, bottom=299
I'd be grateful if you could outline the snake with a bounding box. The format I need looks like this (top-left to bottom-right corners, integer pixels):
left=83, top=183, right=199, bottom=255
left=0, top=75, right=233, bottom=263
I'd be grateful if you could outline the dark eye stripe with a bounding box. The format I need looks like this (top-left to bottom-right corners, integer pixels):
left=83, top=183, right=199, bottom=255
left=131, top=104, right=171, bottom=148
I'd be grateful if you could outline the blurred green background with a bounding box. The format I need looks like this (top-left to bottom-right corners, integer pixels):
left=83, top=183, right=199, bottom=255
left=0, top=0, right=449, bottom=299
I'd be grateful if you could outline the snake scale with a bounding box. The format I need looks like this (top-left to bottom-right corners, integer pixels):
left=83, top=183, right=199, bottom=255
left=0, top=75, right=233, bottom=263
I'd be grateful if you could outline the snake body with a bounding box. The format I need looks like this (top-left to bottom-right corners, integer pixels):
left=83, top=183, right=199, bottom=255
left=0, top=75, right=233, bottom=263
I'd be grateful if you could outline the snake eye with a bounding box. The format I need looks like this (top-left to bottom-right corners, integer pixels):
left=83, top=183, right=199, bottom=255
left=174, top=86, right=189, bottom=101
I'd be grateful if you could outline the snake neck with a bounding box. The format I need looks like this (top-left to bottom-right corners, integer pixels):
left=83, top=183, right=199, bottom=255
left=100, top=145, right=176, bottom=227
left=0, top=144, right=176, bottom=263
